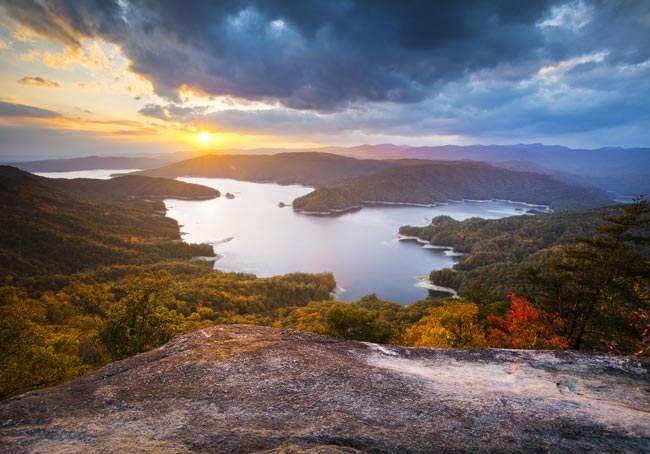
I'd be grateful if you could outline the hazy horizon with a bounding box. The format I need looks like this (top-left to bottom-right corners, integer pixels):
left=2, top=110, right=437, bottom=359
left=3, top=141, right=648, bottom=164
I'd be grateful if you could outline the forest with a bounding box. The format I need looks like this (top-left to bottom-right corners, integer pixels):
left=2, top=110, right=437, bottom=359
left=1, top=165, right=648, bottom=401
left=0, top=167, right=336, bottom=399
left=132, top=152, right=610, bottom=212
left=292, top=161, right=610, bottom=213
left=401, top=200, right=650, bottom=352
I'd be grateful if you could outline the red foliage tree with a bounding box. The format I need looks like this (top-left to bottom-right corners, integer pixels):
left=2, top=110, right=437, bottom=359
left=487, top=293, right=569, bottom=350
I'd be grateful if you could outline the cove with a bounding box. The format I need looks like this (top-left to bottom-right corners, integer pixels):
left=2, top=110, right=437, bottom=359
left=165, top=177, right=529, bottom=304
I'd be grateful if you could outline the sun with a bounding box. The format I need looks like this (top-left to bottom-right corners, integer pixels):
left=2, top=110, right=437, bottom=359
left=197, top=131, right=212, bottom=144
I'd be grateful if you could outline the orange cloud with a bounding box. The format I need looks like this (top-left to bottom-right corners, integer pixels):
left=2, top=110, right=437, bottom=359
left=77, top=81, right=104, bottom=89
left=17, top=76, right=61, bottom=88
left=19, top=49, right=40, bottom=62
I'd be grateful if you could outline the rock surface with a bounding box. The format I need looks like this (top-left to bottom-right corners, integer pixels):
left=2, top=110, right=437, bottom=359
left=1, top=325, right=649, bottom=453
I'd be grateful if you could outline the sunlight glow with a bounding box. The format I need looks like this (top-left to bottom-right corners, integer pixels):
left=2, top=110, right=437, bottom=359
left=198, top=131, right=212, bottom=144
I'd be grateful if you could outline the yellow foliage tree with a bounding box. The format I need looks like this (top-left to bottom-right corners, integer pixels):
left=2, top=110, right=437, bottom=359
left=0, top=287, right=86, bottom=400
left=404, top=299, right=486, bottom=348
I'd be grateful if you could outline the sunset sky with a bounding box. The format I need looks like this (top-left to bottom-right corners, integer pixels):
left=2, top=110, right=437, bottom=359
left=1, top=0, right=649, bottom=160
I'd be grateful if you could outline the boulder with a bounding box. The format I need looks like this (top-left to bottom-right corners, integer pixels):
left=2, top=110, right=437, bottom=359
left=1, top=325, right=648, bottom=453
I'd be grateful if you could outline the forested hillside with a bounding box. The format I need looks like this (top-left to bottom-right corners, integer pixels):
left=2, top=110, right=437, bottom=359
left=1, top=166, right=647, bottom=401
left=0, top=166, right=222, bottom=285
left=293, top=161, right=611, bottom=212
left=134, top=152, right=408, bottom=185
left=46, top=174, right=220, bottom=201
left=0, top=168, right=336, bottom=399
left=11, top=155, right=170, bottom=172
left=400, top=200, right=650, bottom=351
left=399, top=207, right=613, bottom=296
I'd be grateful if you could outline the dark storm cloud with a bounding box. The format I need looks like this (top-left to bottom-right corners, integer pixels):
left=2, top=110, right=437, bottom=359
left=3, top=0, right=649, bottom=145
left=0, top=100, right=61, bottom=118
left=0, top=0, right=562, bottom=111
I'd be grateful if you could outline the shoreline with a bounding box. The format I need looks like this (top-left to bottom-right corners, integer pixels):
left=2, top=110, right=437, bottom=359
left=189, top=254, right=223, bottom=263
left=415, top=276, right=459, bottom=298
left=293, top=204, right=364, bottom=215
left=135, top=194, right=219, bottom=201
left=295, top=198, right=553, bottom=216
left=398, top=234, right=465, bottom=257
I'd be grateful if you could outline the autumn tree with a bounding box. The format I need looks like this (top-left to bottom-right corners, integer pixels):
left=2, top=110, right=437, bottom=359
left=404, top=299, right=486, bottom=348
left=626, top=284, right=650, bottom=356
left=0, top=287, right=85, bottom=400
left=487, top=293, right=568, bottom=349
left=323, top=304, right=393, bottom=343
left=100, top=271, right=184, bottom=360
left=530, top=197, right=650, bottom=351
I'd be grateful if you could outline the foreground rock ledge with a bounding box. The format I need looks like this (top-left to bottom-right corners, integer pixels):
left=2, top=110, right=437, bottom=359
left=1, top=325, right=649, bottom=453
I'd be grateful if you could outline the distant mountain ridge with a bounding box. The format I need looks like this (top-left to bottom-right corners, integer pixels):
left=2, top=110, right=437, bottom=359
left=11, top=143, right=649, bottom=194
left=132, top=152, right=612, bottom=212
left=325, top=143, right=650, bottom=195
left=133, top=152, right=413, bottom=186
left=129, top=143, right=650, bottom=195
left=8, top=156, right=172, bottom=172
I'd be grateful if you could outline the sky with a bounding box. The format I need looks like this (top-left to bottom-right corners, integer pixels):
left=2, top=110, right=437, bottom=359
left=0, top=0, right=649, bottom=160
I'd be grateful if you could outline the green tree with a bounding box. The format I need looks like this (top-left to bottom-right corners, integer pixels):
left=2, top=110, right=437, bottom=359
left=100, top=271, right=184, bottom=360
left=323, top=305, right=393, bottom=343
left=459, top=276, right=503, bottom=319
left=531, top=197, right=650, bottom=350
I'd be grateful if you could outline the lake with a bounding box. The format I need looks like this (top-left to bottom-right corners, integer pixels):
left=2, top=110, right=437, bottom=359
left=165, top=177, right=531, bottom=304
left=36, top=170, right=533, bottom=304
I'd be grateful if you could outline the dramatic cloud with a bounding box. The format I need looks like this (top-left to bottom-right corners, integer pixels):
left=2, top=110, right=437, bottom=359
left=0, top=0, right=584, bottom=111
left=17, top=76, right=61, bottom=87
left=1, top=0, right=649, bottom=148
left=0, top=100, right=61, bottom=118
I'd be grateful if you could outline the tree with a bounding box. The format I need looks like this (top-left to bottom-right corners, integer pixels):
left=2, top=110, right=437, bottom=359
left=626, top=284, right=650, bottom=356
left=487, top=293, right=568, bottom=350
left=0, top=287, right=84, bottom=400
left=404, top=299, right=486, bottom=348
left=323, top=305, right=393, bottom=343
left=459, top=276, right=503, bottom=319
left=100, top=271, right=184, bottom=360
left=531, top=197, right=650, bottom=351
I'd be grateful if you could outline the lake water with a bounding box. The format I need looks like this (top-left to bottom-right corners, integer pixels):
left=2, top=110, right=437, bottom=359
left=165, top=177, right=531, bottom=304
left=36, top=170, right=532, bottom=304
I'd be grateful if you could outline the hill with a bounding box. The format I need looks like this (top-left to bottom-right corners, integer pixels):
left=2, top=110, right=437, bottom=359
left=58, top=144, right=648, bottom=196
left=8, top=155, right=171, bottom=172
left=399, top=207, right=614, bottom=296
left=0, top=166, right=337, bottom=399
left=1, top=324, right=647, bottom=453
left=0, top=166, right=216, bottom=283
left=337, top=143, right=650, bottom=185
left=132, top=152, right=408, bottom=185
left=293, top=161, right=612, bottom=213
left=0, top=166, right=219, bottom=201
left=45, top=174, right=220, bottom=201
